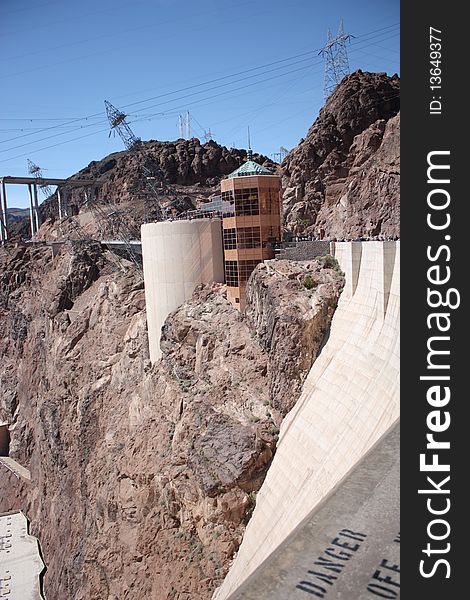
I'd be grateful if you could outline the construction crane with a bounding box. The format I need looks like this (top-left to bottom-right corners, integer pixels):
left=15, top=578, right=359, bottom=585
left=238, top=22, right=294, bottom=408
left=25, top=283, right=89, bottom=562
left=27, top=159, right=53, bottom=198
left=104, top=100, right=168, bottom=222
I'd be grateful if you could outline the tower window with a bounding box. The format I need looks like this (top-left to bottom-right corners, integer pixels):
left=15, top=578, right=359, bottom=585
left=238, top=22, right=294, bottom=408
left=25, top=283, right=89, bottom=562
left=237, top=227, right=261, bottom=249
left=225, top=261, right=239, bottom=287
left=235, top=188, right=259, bottom=216
left=223, top=228, right=237, bottom=250
left=238, top=259, right=261, bottom=282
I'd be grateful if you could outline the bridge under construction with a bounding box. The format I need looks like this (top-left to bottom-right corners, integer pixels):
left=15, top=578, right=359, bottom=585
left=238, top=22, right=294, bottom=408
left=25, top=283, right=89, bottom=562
left=0, top=175, right=93, bottom=244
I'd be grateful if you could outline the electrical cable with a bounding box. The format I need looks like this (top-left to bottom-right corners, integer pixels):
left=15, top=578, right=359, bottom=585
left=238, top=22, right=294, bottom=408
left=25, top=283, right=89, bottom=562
left=0, top=25, right=400, bottom=164
left=0, top=23, right=398, bottom=145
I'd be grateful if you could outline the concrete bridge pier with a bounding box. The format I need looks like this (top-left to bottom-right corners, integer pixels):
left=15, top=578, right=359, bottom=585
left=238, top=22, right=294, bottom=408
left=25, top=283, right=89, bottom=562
left=0, top=180, right=8, bottom=244
left=58, top=189, right=62, bottom=220
left=58, top=188, right=70, bottom=219
left=28, top=184, right=37, bottom=237
left=27, top=184, right=41, bottom=236
left=33, top=184, right=40, bottom=232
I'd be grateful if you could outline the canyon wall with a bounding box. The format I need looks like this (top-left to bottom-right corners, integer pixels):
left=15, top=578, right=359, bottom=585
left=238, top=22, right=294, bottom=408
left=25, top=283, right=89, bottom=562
left=0, top=242, right=342, bottom=600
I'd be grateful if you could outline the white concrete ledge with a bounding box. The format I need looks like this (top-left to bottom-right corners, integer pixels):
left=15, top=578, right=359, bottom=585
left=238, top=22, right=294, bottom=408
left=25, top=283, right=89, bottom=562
left=0, top=510, right=45, bottom=599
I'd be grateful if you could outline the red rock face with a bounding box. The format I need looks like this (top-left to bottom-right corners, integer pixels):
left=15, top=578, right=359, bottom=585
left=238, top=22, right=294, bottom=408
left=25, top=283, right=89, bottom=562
left=0, top=70, right=395, bottom=598
left=25, top=141, right=275, bottom=240
left=281, top=70, right=400, bottom=239
left=0, top=241, right=342, bottom=600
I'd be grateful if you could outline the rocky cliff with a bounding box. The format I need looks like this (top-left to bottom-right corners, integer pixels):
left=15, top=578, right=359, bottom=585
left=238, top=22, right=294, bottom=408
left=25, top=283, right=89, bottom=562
left=0, top=243, right=342, bottom=599
left=33, top=140, right=275, bottom=240
left=281, top=70, right=400, bottom=238
left=0, top=69, right=399, bottom=598
left=9, top=140, right=274, bottom=240
left=11, top=71, right=400, bottom=242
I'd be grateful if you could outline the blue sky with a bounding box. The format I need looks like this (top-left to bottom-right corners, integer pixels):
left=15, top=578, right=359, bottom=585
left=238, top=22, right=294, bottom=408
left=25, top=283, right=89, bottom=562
left=1, top=0, right=399, bottom=208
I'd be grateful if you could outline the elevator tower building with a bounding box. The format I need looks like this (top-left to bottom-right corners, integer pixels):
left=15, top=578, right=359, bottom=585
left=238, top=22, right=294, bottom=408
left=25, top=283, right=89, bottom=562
left=221, top=151, right=282, bottom=311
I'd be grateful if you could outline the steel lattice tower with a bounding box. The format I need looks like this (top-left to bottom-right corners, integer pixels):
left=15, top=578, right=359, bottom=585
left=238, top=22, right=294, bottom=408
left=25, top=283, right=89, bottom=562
left=27, top=159, right=53, bottom=197
left=103, top=100, right=167, bottom=221
left=319, top=19, right=353, bottom=100
left=104, top=100, right=141, bottom=150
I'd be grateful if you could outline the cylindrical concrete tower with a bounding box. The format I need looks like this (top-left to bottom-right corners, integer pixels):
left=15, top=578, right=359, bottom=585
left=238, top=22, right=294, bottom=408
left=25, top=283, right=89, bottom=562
left=141, top=218, right=225, bottom=363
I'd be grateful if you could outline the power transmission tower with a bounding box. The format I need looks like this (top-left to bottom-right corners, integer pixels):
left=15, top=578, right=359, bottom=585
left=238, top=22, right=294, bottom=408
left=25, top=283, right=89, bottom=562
left=319, top=19, right=353, bottom=100
left=178, top=114, right=184, bottom=139
left=27, top=159, right=53, bottom=197
left=185, top=111, right=191, bottom=139
left=203, top=129, right=214, bottom=142
left=104, top=100, right=141, bottom=150
left=272, top=146, right=289, bottom=163
left=104, top=99, right=167, bottom=222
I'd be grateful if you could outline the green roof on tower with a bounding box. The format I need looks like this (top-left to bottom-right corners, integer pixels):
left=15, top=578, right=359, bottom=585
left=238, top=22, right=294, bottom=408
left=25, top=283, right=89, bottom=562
left=227, top=149, right=274, bottom=178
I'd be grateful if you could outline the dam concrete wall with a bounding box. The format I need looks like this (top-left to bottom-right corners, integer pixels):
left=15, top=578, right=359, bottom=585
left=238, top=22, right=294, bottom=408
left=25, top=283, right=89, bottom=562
left=228, top=423, right=400, bottom=600
left=141, top=218, right=225, bottom=363
left=215, top=241, right=400, bottom=599
left=0, top=510, right=45, bottom=599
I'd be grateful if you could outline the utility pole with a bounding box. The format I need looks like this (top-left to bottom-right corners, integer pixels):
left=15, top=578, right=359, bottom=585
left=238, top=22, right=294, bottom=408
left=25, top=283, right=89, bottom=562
left=0, top=180, right=8, bottom=244
left=319, top=19, right=353, bottom=100
left=178, top=114, right=184, bottom=139
left=272, top=146, right=289, bottom=163
left=104, top=99, right=167, bottom=222
left=185, top=111, right=191, bottom=140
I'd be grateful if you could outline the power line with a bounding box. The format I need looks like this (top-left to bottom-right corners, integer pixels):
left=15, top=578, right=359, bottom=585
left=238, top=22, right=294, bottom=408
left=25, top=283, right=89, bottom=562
left=116, top=24, right=399, bottom=115
left=0, top=59, right=322, bottom=153
left=0, top=126, right=111, bottom=164
left=0, top=27, right=398, bottom=164
left=2, top=0, right=256, bottom=62
left=1, top=89, right=400, bottom=169
left=0, top=23, right=398, bottom=146
left=0, top=25, right=400, bottom=164
left=0, top=119, right=110, bottom=155
left=231, top=92, right=400, bottom=146
left=0, top=55, right=321, bottom=146
left=0, top=0, right=271, bottom=80
left=124, top=30, right=399, bottom=119
left=0, top=117, right=101, bottom=122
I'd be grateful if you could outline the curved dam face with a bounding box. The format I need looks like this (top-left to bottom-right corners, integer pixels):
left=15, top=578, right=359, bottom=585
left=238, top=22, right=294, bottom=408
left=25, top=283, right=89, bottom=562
left=216, top=241, right=400, bottom=599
